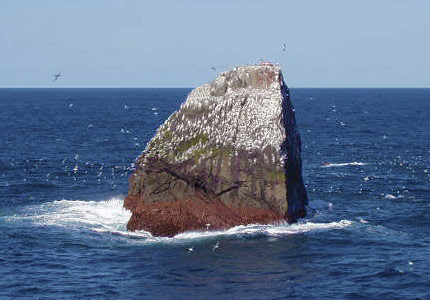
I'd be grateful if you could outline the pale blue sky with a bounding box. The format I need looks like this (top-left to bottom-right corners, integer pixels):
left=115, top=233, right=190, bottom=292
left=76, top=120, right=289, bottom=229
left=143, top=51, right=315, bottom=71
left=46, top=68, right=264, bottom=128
left=1, top=0, right=429, bottom=87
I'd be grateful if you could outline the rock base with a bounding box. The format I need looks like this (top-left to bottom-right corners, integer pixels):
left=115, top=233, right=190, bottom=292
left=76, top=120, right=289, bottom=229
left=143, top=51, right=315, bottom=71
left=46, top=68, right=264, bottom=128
left=125, top=194, right=305, bottom=237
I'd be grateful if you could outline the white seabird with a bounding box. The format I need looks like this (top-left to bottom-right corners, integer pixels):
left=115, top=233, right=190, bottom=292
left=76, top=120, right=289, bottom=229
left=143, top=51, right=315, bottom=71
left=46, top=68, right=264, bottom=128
left=212, top=241, right=219, bottom=251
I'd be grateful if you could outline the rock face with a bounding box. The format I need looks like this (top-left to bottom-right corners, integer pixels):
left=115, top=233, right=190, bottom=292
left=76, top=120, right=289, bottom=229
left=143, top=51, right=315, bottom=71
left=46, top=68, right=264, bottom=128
left=124, top=63, right=308, bottom=237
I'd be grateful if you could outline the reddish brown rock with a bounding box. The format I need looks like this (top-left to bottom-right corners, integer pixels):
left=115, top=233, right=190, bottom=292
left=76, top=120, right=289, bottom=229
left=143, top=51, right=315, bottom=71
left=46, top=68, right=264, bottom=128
left=124, top=194, right=286, bottom=237
left=124, top=64, right=307, bottom=237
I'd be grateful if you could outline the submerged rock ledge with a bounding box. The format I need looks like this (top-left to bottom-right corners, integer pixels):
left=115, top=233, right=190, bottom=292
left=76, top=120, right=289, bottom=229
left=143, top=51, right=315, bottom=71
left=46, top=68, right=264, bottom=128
left=124, top=63, right=308, bottom=237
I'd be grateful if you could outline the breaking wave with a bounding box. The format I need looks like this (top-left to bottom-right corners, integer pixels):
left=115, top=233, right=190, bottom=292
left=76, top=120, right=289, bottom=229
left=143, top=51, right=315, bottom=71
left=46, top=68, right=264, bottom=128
left=4, top=197, right=353, bottom=243
left=5, top=197, right=131, bottom=231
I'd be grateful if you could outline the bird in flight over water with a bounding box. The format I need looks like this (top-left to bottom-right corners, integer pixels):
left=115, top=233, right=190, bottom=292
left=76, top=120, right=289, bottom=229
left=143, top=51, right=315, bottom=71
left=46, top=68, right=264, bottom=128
left=282, top=43, right=286, bottom=52
left=212, top=241, right=220, bottom=251
left=52, top=73, right=62, bottom=82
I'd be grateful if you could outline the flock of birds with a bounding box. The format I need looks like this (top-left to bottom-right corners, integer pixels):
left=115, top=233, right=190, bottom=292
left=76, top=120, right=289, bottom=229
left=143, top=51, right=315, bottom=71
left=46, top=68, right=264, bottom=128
left=146, top=64, right=287, bottom=166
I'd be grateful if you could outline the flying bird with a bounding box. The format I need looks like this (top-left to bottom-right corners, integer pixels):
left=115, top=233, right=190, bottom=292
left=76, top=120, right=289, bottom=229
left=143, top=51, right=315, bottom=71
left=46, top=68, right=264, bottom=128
left=211, top=66, right=217, bottom=72
left=212, top=241, right=220, bottom=252
left=282, top=43, right=286, bottom=52
left=52, top=73, right=62, bottom=82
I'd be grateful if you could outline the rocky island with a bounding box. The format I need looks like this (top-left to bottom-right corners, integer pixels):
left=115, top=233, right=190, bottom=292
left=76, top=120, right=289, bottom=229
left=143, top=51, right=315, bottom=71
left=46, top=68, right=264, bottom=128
left=124, top=63, right=308, bottom=237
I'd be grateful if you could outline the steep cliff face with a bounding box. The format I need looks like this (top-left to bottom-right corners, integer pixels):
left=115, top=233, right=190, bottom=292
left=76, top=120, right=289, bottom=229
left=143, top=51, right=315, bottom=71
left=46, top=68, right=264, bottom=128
left=124, top=64, right=307, bottom=237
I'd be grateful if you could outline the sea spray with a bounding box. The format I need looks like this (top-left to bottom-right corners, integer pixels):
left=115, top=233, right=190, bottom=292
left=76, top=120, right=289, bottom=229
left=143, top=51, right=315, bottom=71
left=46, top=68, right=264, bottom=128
left=5, top=197, right=352, bottom=244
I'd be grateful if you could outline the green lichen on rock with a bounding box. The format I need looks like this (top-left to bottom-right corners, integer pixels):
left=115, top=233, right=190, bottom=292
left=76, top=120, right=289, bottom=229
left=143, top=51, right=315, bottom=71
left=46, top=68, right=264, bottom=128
left=176, top=133, right=208, bottom=154
left=160, top=127, right=173, bottom=143
left=267, top=170, right=286, bottom=182
left=191, top=145, right=235, bottom=165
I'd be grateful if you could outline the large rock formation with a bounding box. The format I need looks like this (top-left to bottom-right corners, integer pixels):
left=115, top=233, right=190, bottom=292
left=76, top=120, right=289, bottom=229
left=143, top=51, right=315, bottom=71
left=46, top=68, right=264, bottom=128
left=124, top=63, right=307, bottom=237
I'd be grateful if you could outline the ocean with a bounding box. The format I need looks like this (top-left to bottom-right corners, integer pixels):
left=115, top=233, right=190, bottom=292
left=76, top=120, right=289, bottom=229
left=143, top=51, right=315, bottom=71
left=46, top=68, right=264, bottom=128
left=0, top=88, right=429, bottom=299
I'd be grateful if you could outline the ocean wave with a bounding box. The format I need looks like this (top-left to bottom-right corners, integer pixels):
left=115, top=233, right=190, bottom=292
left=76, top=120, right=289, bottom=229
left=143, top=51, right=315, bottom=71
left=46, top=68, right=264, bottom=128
left=4, top=197, right=353, bottom=243
left=5, top=197, right=131, bottom=233
left=384, top=193, right=404, bottom=200
left=321, top=162, right=369, bottom=168
left=172, top=220, right=353, bottom=240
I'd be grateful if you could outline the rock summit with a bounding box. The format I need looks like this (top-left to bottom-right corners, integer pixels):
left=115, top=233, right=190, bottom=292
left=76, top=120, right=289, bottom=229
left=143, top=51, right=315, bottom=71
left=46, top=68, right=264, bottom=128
left=124, top=63, right=308, bottom=237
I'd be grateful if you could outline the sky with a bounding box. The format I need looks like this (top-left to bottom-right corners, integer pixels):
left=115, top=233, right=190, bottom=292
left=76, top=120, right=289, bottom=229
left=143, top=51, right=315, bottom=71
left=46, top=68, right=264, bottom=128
left=1, top=0, right=429, bottom=87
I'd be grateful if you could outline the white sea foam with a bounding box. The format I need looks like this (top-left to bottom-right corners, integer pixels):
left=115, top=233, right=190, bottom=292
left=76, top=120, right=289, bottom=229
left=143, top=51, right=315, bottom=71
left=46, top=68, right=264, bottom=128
left=172, top=220, right=353, bottom=241
left=321, top=162, right=368, bottom=168
left=8, top=197, right=131, bottom=233
left=384, top=194, right=403, bottom=200
left=5, top=197, right=353, bottom=243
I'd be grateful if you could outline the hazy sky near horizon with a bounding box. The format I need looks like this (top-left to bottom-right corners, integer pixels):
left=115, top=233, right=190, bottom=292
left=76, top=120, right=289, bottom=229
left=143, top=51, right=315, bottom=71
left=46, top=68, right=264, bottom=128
left=1, top=0, right=429, bottom=87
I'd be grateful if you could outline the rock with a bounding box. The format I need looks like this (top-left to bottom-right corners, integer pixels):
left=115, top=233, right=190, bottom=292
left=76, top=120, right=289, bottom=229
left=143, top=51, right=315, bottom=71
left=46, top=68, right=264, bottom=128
left=124, top=63, right=308, bottom=237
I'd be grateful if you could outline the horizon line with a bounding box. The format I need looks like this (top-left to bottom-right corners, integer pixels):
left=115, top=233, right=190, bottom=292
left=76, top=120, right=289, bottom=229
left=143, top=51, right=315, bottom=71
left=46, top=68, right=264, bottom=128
left=0, top=86, right=429, bottom=89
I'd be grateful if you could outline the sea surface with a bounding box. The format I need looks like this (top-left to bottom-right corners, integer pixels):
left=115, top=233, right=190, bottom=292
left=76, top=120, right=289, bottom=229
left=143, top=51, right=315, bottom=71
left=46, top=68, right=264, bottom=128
left=0, top=88, right=429, bottom=299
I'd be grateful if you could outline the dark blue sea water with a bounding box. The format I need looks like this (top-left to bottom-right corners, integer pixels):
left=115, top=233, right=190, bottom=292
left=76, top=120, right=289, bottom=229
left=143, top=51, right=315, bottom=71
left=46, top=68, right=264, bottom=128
left=1, top=88, right=429, bottom=299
